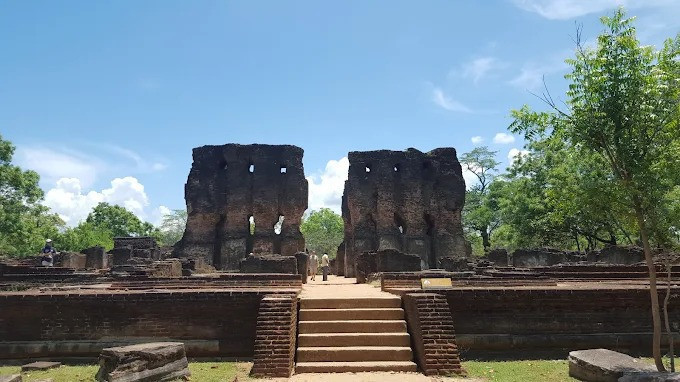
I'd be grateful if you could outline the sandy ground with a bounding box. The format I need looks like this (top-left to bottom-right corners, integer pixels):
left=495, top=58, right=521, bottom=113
left=274, top=372, right=480, bottom=381
left=301, top=275, right=386, bottom=298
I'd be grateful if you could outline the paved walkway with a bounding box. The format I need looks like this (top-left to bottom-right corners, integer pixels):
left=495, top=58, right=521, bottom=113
left=301, top=275, right=387, bottom=298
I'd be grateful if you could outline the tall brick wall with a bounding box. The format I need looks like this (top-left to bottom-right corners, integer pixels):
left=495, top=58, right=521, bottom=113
left=250, top=294, right=298, bottom=377
left=403, top=293, right=465, bottom=375
left=0, top=290, right=274, bottom=359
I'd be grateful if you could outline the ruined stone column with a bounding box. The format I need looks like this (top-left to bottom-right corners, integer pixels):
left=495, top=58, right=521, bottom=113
left=341, top=148, right=466, bottom=275
left=173, top=144, right=308, bottom=270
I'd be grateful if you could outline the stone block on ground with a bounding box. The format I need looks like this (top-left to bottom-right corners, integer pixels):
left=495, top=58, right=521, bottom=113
left=568, top=348, right=656, bottom=382
left=0, top=375, right=21, bottom=382
left=21, top=361, right=61, bottom=371
left=376, top=249, right=422, bottom=272
left=239, top=254, right=297, bottom=274
left=487, top=248, right=509, bottom=266
left=618, top=372, right=680, bottom=382
left=95, top=342, right=190, bottom=382
left=83, top=246, right=108, bottom=269
left=294, top=251, right=309, bottom=283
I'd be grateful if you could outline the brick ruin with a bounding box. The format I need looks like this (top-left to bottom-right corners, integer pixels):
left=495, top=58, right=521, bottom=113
left=3, top=142, right=680, bottom=377
left=340, top=148, right=467, bottom=277
left=173, top=144, right=308, bottom=270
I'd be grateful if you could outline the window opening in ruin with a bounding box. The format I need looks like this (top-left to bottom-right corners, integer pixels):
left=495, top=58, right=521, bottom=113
left=249, top=215, right=255, bottom=235
left=424, top=213, right=436, bottom=269
left=249, top=164, right=255, bottom=173
left=274, top=215, right=284, bottom=235
left=394, top=213, right=406, bottom=235
left=394, top=164, right=400, bottom=172
left=365, top=165, right=371, bottom=173
left=280, top=166, right=287, bottom=174
left=246, top=215, right=255, bottom=254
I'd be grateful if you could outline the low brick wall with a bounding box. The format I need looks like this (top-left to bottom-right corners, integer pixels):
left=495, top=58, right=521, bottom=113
left=403, top=293, right=465, bottom=375
left=443, top=287, right=680, bottom=358
left=0, top=288, right=298, bottom=359
left=250, top=294, right=298, bottom=377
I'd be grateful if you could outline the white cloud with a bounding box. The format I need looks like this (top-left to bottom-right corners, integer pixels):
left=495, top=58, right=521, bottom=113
left=150, top=205, right=173, bottom=226
left=98, top=144, right=168, bottom=173
left=456, top=57, right=504, bottom=84
left=43, top=176, right=160, bottom=226
left=307, top=157, right=350, bottom=214
left=16, top=147, right=103, bottom=188
left=493, top=133, right=516, bottom=144
left=431, top=88, right=472, bottom=113
left=16, top=143, right=167, bottom=190
left=471, top=136, right=484, bottom=144
left=511, top=0, right=674, bottom=20
left=508, top=148, right=530, bottom=163
left=462, top=168, right=480, bottom=190
left=508, top=50, right=572, bottom=92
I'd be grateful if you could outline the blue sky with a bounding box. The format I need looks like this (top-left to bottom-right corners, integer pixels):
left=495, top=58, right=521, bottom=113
left=1, top=0, right=678, bottom=225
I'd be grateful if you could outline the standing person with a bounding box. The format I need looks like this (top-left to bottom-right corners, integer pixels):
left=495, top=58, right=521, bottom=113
left=41, top=239, right=56, bottom=267
left=321, top=253, right=330, bottom=282
left=309, top=251, right=319, bottom=281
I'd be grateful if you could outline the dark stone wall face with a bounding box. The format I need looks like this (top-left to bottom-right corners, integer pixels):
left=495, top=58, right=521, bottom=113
left=173, top=144, right=308, bottom=270
left=341, top=148, right=466, bottom=276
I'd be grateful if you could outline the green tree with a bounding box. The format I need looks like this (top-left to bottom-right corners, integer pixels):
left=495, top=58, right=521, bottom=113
left=85, top=202, right=159, bottom=238
left=0, top=134, right=64, bottom=256
left=158, top=209, right=187, bottom=246
left=300, top=208, right=344, bottom=258
left=57, top=221, right=114, bottom=252
left=461, top=146, right=501, bottom=252
left=510, top=9, right=680, bottom=370
left=497, top=136, right=635, bottom=251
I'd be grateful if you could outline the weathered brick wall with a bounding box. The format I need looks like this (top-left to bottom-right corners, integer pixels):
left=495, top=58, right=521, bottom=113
left=0, top=273, right=303, bottom=290
left=443, top=287, right=680, bottom=357
left=403, top=293, right=465, bottom=375
left=250, top=294, right=298, bottom=377
left=0, top=290, right=271, bottom=359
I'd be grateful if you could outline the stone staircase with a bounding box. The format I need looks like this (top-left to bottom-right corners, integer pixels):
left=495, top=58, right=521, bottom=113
left=295, top=296, right=417, bottom=373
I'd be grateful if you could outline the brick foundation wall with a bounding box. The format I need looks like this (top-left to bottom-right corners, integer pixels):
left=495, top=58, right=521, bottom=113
left=443, top=287, right=680, bottom=357
left=0, top=289, right=291, bottom=359
left=250, top=294, right=298, bottom=377
left=403, top=293, right=465, bottom=375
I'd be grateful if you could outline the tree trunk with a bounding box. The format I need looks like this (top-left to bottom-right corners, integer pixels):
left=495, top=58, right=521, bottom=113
left=664, top=263, right=675, bottom=372
left=480, top=229, right=490, bottom=252
left=635, top=204, right=666, bottom=372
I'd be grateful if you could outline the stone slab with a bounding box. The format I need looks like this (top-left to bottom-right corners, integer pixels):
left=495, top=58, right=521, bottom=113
left=569, top=349, right=656, bottom=382
left=619, top=373, right=680, bottom=382
left=21, top=361, right=61, bottom=371
left=95, top=342, right=190, bottom=382
left=0, top=375, right=21, bottom=382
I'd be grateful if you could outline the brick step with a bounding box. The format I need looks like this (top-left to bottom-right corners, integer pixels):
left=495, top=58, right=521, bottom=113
left=299, top=308, right=404, bottom=321
left=298, top=333, right=411, bottom=347
left=300, top=297, right=402, bottom=309
left=295, top=361, right=418, bottom=373
left=298, top=320, right=407, bottom=334
left=296, top=346, right=413, bottom=362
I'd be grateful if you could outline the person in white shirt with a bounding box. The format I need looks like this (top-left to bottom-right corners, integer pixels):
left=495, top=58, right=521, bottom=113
left=309, top=251, right=319, bottom=281
left=321, top=253, right=330, bottom=281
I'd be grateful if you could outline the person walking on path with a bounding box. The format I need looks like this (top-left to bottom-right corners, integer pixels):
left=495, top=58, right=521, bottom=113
left=321, top=253, right=330, bottom=281
left=309, top=251, right=319, bottom=281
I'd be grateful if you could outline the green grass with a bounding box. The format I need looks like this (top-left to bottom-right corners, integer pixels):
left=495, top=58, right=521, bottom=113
left=464, top=359, right=575, bottom=382
left=0, top=359, right=615, bottom=381
left=0, top=362, right=250, bottom=382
